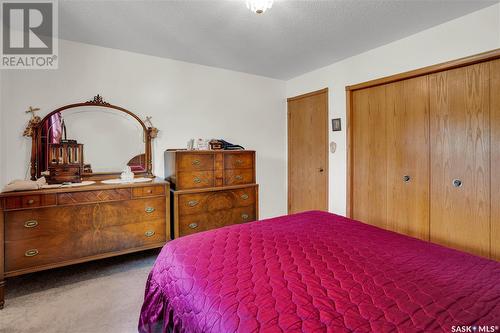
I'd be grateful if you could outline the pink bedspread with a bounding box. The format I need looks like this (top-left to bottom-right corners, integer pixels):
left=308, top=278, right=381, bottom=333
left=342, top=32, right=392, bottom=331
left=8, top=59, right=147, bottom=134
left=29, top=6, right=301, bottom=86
left=138, top=211, right=500, bottom=332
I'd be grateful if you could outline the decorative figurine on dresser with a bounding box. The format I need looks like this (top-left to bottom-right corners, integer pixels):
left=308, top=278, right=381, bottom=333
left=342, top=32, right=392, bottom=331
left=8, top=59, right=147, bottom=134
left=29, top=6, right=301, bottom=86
left=0, top=95, right=169, bottom=309
left=165, top=149, right=258, bottom=238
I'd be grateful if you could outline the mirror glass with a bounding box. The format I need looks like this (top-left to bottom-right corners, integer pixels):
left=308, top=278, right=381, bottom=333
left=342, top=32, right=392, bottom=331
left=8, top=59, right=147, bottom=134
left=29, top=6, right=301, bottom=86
left=40, top=106, right=145, bottom=174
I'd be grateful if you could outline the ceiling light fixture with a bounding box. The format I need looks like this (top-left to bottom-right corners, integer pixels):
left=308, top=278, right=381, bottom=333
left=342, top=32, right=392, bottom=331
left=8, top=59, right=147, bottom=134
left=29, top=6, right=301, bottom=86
left=246, top=0, right=273, bottom=14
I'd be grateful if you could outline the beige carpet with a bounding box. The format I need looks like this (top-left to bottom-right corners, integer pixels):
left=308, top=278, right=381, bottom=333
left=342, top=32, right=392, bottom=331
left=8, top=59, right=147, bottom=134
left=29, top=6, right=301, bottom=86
left=0, top=250, right=160, bottom=333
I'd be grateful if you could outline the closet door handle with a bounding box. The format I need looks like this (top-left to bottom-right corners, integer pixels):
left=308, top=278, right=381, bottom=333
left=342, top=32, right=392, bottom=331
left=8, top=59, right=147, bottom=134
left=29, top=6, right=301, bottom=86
left=452, top=179, right=463, bottom=188
left=402, top=175, right=411, bottom=183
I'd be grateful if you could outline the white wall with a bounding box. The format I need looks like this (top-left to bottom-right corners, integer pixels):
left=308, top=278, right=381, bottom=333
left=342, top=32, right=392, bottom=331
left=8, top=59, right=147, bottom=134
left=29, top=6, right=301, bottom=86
left=286, top=4, right=500, bottom=216
left=0, top=39, right=287, bottom=219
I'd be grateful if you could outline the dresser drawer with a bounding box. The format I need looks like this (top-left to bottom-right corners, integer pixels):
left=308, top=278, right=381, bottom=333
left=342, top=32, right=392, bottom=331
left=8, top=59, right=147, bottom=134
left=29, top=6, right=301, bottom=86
left=5, top=219, right=165, bottom=272
left=58, top=188, right=131, bottom=205
left=177, top=171, right=214, bottom=189
left=177, top=186, right=256, bottom=216
left=231, top=187, right=256, bottom=207
left=177, top=153, right=214, bottom=171
left=224, top=169, right=254, bottom=186
left=5, top=197, right=165, bottom=242
left=224, top=152, right=254, bottom=169
left=132, top=185, right=165, bottom=198
left=178, top=205, right=255, bottom=237
left=4, top=194, right=57, bottom=210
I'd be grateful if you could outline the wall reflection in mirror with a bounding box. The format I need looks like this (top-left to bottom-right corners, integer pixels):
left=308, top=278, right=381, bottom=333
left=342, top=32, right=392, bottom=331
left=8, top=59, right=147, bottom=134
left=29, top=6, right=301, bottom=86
left=40, top=107, right=146, bottom=179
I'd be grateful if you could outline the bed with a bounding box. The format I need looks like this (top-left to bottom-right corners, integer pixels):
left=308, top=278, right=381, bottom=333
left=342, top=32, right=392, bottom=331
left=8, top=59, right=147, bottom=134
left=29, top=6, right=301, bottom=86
left=138, top=211, right=500, bottom=332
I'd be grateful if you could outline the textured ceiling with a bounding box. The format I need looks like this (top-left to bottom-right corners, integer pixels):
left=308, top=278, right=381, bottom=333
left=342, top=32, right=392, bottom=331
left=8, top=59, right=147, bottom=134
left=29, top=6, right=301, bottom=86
left=59, top=0, right=498, bottom=80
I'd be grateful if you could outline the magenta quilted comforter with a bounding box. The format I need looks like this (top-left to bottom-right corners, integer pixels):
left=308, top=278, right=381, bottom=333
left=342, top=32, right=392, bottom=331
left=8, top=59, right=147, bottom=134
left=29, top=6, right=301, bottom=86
left=138, top=211, right=500, bottom=332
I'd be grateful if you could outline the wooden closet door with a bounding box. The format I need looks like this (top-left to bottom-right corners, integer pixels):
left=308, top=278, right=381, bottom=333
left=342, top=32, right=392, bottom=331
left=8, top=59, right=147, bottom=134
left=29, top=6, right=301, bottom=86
left=352, top=85, right=387, bottom=228
left=386, top=77, right=430, bottom=240
left=491, top=59, right=500, bottom=261
left=429, top=63, right=490, bottom=258
left=287, top=89, right=329, bottom=213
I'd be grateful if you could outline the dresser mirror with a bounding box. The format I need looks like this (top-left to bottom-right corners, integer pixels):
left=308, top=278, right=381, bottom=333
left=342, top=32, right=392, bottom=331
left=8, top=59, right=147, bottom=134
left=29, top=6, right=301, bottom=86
left=30, top=95, right=156, bottom=181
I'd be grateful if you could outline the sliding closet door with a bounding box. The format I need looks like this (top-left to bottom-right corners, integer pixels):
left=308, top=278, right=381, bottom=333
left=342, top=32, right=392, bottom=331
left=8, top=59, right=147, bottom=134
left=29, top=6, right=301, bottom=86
left=386, top=77, right=430, bottom=240
left=491, top=59, right=500, bottom=261
left=429, top=63, right=490, bottom=257
left=352, top=85, right=387, bottom=228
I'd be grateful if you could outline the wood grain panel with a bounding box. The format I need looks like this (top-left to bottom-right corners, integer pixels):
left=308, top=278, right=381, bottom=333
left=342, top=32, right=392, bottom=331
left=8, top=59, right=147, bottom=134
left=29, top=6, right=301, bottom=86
left=491, top=59, right=500, bottom=261
left=215, top=153, right=224, bottom=186
left=58, top=189, right=130, bottom=205
left=178, top=205, right=256, bottom=237
left=352, top=85, right=388, bottom=228
left=287, top=89, right=329, bottom=213
left=177, top=153, right=214, bottom=171
left=178, top=187, right=256, bottom=216
left=5, top=197, right=165, bottom=241
left=131, top=185, right=165, bottom=198
left=224, top=152, right=254, bottom=169
left=5, top=194, right=57, bottom=210
left=224, top=168, right=254, bottom=186
left=5, top=219, right=165, bottom=272
left=429, top=63, right=490, bottom=257
left=177, top=171, right=215, bottom=189
left=386, top=76, right=430, bottom=240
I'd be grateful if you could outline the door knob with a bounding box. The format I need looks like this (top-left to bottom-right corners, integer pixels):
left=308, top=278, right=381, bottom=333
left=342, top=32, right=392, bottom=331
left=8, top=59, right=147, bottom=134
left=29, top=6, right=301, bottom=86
left=453, top=179, right=463, bottom=188
left=403, top=175, right=411, bottom=183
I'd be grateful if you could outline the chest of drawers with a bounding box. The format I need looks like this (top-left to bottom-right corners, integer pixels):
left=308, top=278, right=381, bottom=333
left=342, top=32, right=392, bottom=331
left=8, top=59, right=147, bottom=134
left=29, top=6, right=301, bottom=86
left=164, top=150, right=255, bottom=190
left=0, top=179, right=170, bottom=308
left=165, top=150, right=258, bottom=238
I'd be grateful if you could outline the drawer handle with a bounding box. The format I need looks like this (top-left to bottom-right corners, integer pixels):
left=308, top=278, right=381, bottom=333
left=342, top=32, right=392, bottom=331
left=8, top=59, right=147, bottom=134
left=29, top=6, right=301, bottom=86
left=402, top=175, right=411, bottom=183
left=193, top=177, right=202, bottom=184
left=189, top=223, right=198, bottom=229
left=240, top=194, right=249, bottom=200
left=236, top=159, right=243, bottom=165
left=241, top=213, right=250, bottom=220
left=145, top=189, right=153, bottom=194
left=453, top=179, right=463, bottom=188
left=27, top=199, right=35, bottom=205
left=24, top=220, right=39, bottom=228
left=235, top=175, right=243, bottom=180
left=188, top=200, right=199, bottom=207
left=145, top=207, right=155, bottom=213
left=145, top=230, right=155, bottom=237
left=192, top=159, right=201, bottom=166
left=25, top=249, right=39, bottom=257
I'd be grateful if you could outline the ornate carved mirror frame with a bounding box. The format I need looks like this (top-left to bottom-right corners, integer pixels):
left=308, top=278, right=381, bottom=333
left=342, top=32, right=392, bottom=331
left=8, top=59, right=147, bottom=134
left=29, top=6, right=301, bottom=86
left=29, top=95, right=156, bottom=180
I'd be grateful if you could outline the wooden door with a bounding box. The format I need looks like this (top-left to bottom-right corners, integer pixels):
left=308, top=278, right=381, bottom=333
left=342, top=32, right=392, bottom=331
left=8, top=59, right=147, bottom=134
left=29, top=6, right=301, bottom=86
left=287, top=89, right=328, bottom=214
left=351, top=85, right=387, bottom=228
left=429, top=63, right=490, bottom=258
left=386, top=77, right=430, bottom=240
left=491, top=59, right=500, bottom=261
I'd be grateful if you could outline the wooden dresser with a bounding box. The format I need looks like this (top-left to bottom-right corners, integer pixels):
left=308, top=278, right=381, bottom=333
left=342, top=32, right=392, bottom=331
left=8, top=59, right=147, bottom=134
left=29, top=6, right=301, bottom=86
left=0, top=179, right=170, bottom=308
left=164, top=150, right=258, bottom=238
